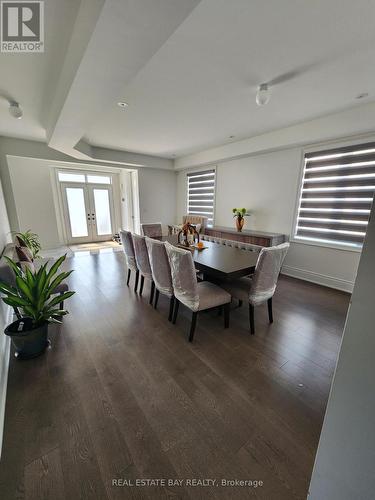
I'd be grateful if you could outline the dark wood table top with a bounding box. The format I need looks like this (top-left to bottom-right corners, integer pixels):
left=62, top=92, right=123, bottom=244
left=161, top=236, right=258, bottom=278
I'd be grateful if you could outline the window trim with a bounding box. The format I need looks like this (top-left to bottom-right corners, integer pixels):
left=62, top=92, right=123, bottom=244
left=291, top=139, right=375, bottom=253
left=186, top=166, right=217, bottom=227
left=57, top=169, right=113, bottom=185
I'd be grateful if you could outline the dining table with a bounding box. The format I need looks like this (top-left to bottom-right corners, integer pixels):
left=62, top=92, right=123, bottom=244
left=160, top=235, right=259, bottom=279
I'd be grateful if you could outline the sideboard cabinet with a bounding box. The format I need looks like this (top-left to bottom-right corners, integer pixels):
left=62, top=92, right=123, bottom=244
left=204, top=226, right=286, bottom=247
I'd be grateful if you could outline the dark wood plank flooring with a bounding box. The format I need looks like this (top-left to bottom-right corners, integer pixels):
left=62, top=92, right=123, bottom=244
left=0, top=250, right=349, bottom=499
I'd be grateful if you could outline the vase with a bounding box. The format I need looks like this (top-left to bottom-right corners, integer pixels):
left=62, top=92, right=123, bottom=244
left=236, top=217, right=245, bottom=232
left=5, top=318, right=49, bottom=359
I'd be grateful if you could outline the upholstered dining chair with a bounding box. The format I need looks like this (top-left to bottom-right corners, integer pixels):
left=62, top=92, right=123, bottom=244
left=218, top=243, right=289, bottom=335
left=141, top=223, right=163, bottom=238
left=145, top=237, right=174, bottom=321
left=182, top=215, right=208, bottom=233
left=132, top=233, right=155, bottom=304
left=165, top=241, right=231, bottom=342
left=119, top=230, right=139, bottom=292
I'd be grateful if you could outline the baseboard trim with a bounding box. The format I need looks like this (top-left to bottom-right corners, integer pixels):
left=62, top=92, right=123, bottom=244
left=0, top=306, right=12, bottom=459
left=282, top=265, right=354, bottom=293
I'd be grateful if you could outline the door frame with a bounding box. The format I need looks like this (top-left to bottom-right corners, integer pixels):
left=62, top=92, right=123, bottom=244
left=54, top=168, right=121, bottom=245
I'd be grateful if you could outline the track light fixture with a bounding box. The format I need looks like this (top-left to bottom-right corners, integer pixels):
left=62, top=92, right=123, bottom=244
left=8, top=101, right=23, bottom=119
left=256, top=83, right=271, bottom=106
left=0, top=95, right=23, bottom=119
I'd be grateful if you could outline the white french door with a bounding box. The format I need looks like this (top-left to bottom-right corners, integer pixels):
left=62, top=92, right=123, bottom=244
left=61, top=182, right=115, bottom=244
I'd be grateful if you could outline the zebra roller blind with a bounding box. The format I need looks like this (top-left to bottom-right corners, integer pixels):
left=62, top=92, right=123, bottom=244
left=295, top=141, right=375, bottom=247
left=187, top=169, right=216, bottom=226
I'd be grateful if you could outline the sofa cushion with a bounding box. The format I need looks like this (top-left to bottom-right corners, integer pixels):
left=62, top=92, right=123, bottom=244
left=16, top=246, right=33, bottom=263
left=15, top=235, right=27, bottom=247
left=19, top=261, right=35, bottom=273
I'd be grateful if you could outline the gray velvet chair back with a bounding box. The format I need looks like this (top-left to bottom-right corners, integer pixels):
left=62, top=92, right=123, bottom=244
left=165, top=241, right=199, bottom=310
left=119, top=230, right=137, bottom=271
left=145, top=238, right=173, bottom=297
left=132, top=233, right=152, bottom=279
left=249, top=243, right=289, bottom=305
left=141, top=223, right=162, bottom=238
left=182, top=215, right=208, bottom=232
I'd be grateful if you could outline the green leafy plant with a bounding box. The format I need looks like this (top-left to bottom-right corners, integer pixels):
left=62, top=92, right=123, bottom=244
left=12, top=230, right=42, bottom=259
left=232, top=208, right=250, bottom=218
left=0, top=255, right=75, bottom=327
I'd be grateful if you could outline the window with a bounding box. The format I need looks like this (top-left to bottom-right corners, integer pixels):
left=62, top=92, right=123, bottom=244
left=187, top=169, right=216, bottom=225
left=58, top=171, right=112, bottom=185
left=87, top=175, right=111, bottom=184
left=294, top=141, right=375, bottom=248
left=58, top=172, right=85, bottom=183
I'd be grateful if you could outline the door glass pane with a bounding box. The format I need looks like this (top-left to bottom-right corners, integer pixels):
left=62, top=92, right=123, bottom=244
left=87, top=175, right=111, bottom=184
left=93, top=189, right=112, bottom=235
left=66, top=188, right=88, bottom=237
left=59, top=172, right=85, bottom=183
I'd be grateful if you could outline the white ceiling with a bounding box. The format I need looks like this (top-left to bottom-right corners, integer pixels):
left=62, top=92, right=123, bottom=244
left=1, top=0, right=375, bottom=163
left=0, top=0, right=79, bottom=142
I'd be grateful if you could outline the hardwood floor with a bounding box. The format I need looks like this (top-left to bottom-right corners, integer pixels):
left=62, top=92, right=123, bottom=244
left=0, top=250, right=349, bottom=499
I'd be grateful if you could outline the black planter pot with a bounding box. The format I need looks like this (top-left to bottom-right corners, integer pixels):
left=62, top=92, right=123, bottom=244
left=4, top=318, right=49, bottom=360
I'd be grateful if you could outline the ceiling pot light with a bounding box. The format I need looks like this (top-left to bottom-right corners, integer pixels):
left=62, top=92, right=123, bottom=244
left=9, top=101, right=23, bottom=119
left=256, top=83, right=271, bottom=106
left=117, top=101, right=128, bottom=108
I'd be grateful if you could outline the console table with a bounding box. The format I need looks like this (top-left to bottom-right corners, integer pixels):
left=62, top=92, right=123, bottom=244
left=204, top=226, right=286, bottom=247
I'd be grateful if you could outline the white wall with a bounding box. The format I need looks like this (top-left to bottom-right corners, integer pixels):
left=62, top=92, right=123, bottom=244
left=0, top=176, right=11, bottom=458
left=137, top=167, right=177, bottom=233
left=0, top=138, right=177, bottom=247
left=308, top=194, right=375, bottom=499
left=176, top=147, right=361, bottom=291
left=0, top=177, right=10, bottom=250
left=7, top=156, right=62, bottom=248
left=175, top=100, right=375, bottom=170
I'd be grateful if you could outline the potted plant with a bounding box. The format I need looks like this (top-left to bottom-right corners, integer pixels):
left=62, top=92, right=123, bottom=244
left=0, top=255, right=74, bottom=359
left=12, top=230, right=42, bottom=259
left=232, top=208, right=250, bottom=232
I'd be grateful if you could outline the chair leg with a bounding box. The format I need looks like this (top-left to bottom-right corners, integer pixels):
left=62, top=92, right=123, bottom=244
left=172, top=299, right=180, bottom=324
left=149, top=281, right=155, bottom=304
left=168, top=296, right=175, bottom=321
left=189, top=311, right=198, bottom=342
left=126, top=268, right=131, bottom=286
left=238, top=299, right=243, bottom=308
left=134, top=270, right=139, bottom=293
left=267, top=297, right=273, bottom=323
left=139, top=275, right=145, bottom=295
left=154, top=289, right=160, bottom=309
left=249, top=304, right=255, bottom=335
left=224, top=303, right=230, bottom=328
